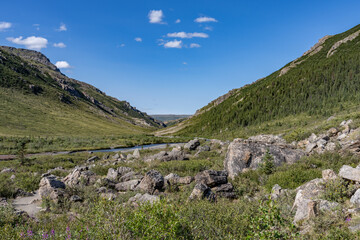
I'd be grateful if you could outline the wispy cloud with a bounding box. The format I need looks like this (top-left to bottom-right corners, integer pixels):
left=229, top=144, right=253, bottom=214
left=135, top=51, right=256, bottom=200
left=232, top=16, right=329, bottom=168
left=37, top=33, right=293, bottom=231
left=194, top=16, right=218, bottom=23
left=33, top=24, right=40, bottom=31
left=0, top=22, right=12, bottom=31
left=183, top=62, right=187, bottom=65
left=53, top=42, right=66, bottom=48
left=135, top=37, right=142, bottom=42
left=57, top=23, right=67, bottom=31
left=55, top=61, right=72, bottom=69
left=7, top=36, right=48, bottom=50
left=204, top=26, right=213, bottom=31
left=164, top=40, right=182, bottom=48
left=175, top=19, right=181, bottom=24
left=167, top=32, right=209, bottom=39
left=190, top=43, right=201, bottom=48
left=148, top=10, right=165, bottom=24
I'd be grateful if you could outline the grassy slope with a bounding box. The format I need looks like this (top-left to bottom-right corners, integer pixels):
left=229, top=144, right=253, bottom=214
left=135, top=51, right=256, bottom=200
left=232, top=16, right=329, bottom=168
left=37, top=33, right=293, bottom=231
left=169, top=24, right=360, bottom=140
left=0, top=46, right=159, bottom=137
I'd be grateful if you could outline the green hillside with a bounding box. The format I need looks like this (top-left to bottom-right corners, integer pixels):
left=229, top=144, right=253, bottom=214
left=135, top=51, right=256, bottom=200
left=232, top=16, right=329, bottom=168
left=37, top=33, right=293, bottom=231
left=169, top=24, right=360, bottom=139
left=0, top=46, right=164, bottom=137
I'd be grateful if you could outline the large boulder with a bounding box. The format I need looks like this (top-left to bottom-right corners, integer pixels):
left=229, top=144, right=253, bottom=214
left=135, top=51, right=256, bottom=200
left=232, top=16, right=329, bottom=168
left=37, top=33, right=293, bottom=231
left=63, top=167, right=96, bottom=187
left=339, top=165, right=360, bottom=182
left=195, top=170, right=228, bottom=187
left=184, top=139, right=200, bottom=151
left=39, top=175, right=66, bottom=202
left=292, top=178, right=325, bottom=223
left=189, top=183, right=216, bottom=201
left=164, top=173, right=194, bottom=186
left=136, top=170, right=164, bottom=194
left=225, top=138, right=305, bottom=179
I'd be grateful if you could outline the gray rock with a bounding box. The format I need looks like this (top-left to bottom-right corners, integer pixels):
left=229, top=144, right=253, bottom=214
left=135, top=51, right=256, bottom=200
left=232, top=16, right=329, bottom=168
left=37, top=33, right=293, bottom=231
left=133, top=149, right=141, bottom=159
left=248, top=134, right=286, bottom=144
left=292, top=179, right=325, bottom=223
left=211, top=183, right=237, bottom=199
left=351, top=189, right=360, bottom=205
left=10, top=174, right=16, bottom=180
left=70, top=195, right=82, bottom=202
left=95, top=178, right=116, bottom=189
left=184, top=139, right=200, bottom=151
left=115, top=180, right=140, bottom=191
left=306, top=143, right=317, bottom=153
left=189, top=183, right=216, bottom=201
left=322, top=169, right=337, bottom=181
left=39, top=175, right=66, bottom=202
left=128, top=193, right=159, bottom=206
left=1, top=168, right=15, bottom=173
left=119, top=171, right=143, bottom=182
left=308, top=133, right=318, bottom=143
left=136, top=170, right=164, bottom=194
left=195, top=170, right=228, bottom=187
left=225, top=138, right=305, bottom=179
left=325, top=142, right=336, bottom=151
left=86, top=156, right=99, bottom=163
left=63, top=168, right=96, bottom=187
left=106, top=167, right=133, bottom=181
left=339, top=165, right=360, bottom=182
left=327, top=128, right=339, bottom=137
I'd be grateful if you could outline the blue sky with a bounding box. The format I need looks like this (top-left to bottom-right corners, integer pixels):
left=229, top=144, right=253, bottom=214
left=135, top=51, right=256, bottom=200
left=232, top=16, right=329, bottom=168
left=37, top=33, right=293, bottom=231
left=1, top=0, right=360, bottom=114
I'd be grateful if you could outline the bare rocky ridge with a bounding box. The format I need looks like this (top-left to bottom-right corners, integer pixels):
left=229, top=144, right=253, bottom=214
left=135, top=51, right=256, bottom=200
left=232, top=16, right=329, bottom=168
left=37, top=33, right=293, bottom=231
left=327, top=29, right=360, bottom=57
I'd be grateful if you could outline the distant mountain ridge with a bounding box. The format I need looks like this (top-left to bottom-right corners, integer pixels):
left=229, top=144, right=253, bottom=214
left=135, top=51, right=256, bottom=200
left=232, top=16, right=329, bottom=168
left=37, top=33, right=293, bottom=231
left=0, top=46, right=164, bottom=136
left=166, top=24, right=360, bottom=138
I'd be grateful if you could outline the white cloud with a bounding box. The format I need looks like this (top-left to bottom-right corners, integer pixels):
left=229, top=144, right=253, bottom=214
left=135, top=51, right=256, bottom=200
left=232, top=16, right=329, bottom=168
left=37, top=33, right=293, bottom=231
left=204, top=26, right=213, bottom=31
left=148, top=10, right=165, bottom=24
left=164, top=40, right=182, bottom=48
left=7, top=36, right=48, bottom=50
left=120, top=43, right=125, bottom=47
left=57, top=23, right=67, bottom=31
left=175, top=19, right=181, bottom=24
left=167, top=32, right=208, bottom=39
left=53, top=42, right=66, bottom=48
left=183, top=62, right=187, bottom=65
left=194, top=16, right=218, bottom=23
left=0, top=22, right=12, bottom=31
left=190, top=43, right=201, bottom=48
left=135, top=37, right=142, bottom=42
left=55, top=61, right=72, bottom=69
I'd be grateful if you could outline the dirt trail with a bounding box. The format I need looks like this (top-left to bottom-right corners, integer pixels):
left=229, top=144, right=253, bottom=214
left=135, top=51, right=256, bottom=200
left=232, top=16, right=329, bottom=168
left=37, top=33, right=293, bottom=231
left=13, top=192, right=43, bottom=218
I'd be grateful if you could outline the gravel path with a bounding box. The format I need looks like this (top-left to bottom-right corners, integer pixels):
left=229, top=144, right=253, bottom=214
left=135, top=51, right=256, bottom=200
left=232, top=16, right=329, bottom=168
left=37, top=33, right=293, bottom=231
left=13, top=192, right=43, bottom=218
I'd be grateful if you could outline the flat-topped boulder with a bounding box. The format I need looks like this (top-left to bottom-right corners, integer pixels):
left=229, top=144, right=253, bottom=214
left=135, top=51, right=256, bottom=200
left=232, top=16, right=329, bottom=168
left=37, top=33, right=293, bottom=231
left=339, top=165, right=360, bottom=182
left=136, top=170, right=164, bottom=194
left=195, top=170, right=228, bottom=187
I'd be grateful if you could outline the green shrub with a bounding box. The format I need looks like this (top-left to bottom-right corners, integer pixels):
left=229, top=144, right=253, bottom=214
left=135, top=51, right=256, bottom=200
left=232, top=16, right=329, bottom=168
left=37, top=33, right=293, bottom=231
left=125, top=200, right=192, bottom=240
left=246, top=199, right=298, bottom=239
left=321, top=178, right=356, bottom=203
left=259, top=150, right=275, bottom=175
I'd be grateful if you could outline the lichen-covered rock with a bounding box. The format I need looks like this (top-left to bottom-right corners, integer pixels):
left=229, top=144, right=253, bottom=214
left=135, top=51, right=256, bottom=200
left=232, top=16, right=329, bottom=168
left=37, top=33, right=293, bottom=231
left=225, top=138, right=305, bottom=179
left=136, top=170, right=164, bottom=194
left=351, top=189, right=360, bottom=205
left=195, top=170, right=228, bottom=187
left=189, top=183, right=216, bottom=201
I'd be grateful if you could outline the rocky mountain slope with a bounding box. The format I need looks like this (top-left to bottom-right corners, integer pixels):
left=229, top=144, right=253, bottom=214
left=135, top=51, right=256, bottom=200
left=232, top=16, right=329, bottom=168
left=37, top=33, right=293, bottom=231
left=0, top=46, right=164, bottom=136
left=167, top=24, right=360, bottom=138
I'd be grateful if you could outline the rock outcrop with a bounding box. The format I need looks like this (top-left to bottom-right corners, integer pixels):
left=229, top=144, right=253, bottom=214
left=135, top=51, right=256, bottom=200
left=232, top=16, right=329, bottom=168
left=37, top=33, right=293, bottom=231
left=38, top=175, right=66, bottom=202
